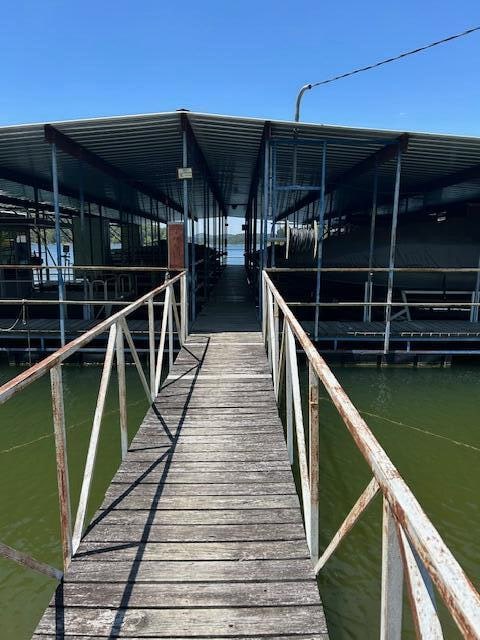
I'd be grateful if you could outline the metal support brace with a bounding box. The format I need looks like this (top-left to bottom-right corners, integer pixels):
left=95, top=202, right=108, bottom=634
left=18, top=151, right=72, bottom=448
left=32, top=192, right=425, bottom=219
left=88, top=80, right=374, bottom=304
left=51, top=144, right=66, bottom=346
left=384, top=150, right=402, bottom=354
left=314, top=142, right=327, bottom=340
left=364, top=163, right=378, bottom=322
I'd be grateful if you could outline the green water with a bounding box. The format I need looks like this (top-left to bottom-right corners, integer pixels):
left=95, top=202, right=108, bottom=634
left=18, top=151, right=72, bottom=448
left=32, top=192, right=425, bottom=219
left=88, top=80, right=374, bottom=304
left=317, top=365, right=480, bottom=640
left=0, top=365, right=149, bottom=639
left=0, top=363, right=478, bottom=638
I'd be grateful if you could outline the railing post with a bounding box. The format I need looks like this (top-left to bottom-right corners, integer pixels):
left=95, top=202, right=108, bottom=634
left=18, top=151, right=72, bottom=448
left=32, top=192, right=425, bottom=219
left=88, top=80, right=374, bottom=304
left=380, top=498, right=404, bottom=640
left=72, top=323, right=117, bottom=552
left=285, top=322, right=311, bottom=547
left=267, top=288, right=278, bottom=393
left=148, top=297, right=155, bottom=400
left=154, top=285, right=171, bottom=396
left=115, top=322, right=128, bottom=459
left=309, top=362, right=320, bottom=564
left=50, top=364, right=72, bottom=570
left=168, top=284, right=174, bottom=371
left=285, top=319, right=294, bottom=463
left=180, top=271, right=188, bottom=342
left=261, top=271, right=267, bottom=341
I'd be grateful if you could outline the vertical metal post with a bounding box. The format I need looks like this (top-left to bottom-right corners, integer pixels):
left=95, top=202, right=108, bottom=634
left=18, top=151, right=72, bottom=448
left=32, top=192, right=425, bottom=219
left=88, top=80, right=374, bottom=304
left=191, top=213, right=196, bottom=320
left=79, top=160, right=85, bottom=234
left=271, top=142, right=277, bottom=267
left=472, top=253, right=480, bottom=323
left=285, top=321, right=294, bottom=463
left=180, top=271, right=188, bottom=342
left=148, top=298, right=155, bottom=400
left=380, top=498, right=404, bottom=639
left=182, top=129, right=190, bottom=310
left=50, top=364, right=72, bottom=570
left=203, top=180, right=207, bottom=299
left=314, top=142, right=327, bottom=340
left=364, top=163, right=378, bottom=322
left=259, top=138, right=270, bottom=311
left=51, top=143, right=66, bottom=346
left=115, top=323, right=128, bottom=459
left=308, top=363, right=320, bottom=563
left=168, top=284, right=174, bottom=371
left=384, top=150, right=402, bottom=354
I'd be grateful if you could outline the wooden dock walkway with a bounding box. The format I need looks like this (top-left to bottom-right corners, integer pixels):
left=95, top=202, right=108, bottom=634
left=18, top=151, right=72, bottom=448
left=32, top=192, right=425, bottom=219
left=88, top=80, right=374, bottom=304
left=34, top=266, right=328, bottom=639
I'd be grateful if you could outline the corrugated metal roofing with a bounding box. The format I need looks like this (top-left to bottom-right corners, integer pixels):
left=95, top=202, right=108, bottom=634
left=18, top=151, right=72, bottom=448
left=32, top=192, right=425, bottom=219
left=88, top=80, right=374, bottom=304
left=0, top=110, right=480, bottom=220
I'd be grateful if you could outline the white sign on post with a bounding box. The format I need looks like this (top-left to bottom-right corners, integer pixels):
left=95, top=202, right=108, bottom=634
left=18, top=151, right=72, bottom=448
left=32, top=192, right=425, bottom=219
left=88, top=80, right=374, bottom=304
left=177, top=167, right=193, bottom=179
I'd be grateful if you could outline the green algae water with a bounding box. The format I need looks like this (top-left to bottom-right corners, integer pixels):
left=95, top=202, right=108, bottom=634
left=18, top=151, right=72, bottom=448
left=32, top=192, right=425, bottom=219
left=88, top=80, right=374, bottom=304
left=316, top=364, right=480, bottom=640
left=0, top=363, right=478, bottom=638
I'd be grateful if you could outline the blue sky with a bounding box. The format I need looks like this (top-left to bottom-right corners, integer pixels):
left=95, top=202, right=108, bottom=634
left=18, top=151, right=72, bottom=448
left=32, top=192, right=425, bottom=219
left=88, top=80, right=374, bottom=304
left=2, top=0, right=480, bottom=136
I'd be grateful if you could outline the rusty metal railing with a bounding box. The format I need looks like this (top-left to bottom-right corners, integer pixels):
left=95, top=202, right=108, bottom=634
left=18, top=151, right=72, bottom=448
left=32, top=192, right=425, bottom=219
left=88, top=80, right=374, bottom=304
left=262, top=270, right=480, bottom=639
left=0, top=270, right=187, bottom=579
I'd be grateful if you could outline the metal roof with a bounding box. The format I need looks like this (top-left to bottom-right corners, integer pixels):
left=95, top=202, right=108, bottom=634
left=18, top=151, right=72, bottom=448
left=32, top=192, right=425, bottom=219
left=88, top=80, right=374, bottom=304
left=1, top=110, right=480, bottom=221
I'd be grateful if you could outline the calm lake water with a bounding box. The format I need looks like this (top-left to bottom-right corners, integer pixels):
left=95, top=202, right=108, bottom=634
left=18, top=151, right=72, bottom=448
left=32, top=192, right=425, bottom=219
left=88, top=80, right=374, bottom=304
left=0, top=361, right=478, bottom=638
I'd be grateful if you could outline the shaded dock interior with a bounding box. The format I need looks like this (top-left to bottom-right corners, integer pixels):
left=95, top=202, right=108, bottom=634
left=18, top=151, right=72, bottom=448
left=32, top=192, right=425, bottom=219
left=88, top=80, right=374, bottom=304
left=1, top=111, right=480, bottom=362
left=33, top=266, right=328, bottom=638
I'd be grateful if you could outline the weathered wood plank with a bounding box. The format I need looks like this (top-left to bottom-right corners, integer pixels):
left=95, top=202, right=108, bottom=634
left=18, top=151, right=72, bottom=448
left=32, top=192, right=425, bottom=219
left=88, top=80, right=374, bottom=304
left=112, top=470, right=293, bottom=484
left=45, top=580, right=319, bottom=608
left=74, top=540, right=310, bottom=561
left=93, top=508, right=302, bottom=526
left=104, top=482, right=297, bottom=499
left=83, top=523, right=306, bottom=542
left=36, top=605, right=327, bottom=636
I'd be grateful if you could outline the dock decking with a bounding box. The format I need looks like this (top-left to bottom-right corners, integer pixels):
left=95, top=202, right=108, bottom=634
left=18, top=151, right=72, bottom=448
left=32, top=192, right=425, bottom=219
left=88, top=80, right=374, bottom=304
left=33, top=266, right=328, bottom=639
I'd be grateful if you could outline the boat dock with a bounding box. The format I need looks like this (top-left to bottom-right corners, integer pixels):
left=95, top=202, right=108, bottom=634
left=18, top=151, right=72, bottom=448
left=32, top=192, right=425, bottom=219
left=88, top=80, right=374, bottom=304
left=32, top=266, right=328, bottom=638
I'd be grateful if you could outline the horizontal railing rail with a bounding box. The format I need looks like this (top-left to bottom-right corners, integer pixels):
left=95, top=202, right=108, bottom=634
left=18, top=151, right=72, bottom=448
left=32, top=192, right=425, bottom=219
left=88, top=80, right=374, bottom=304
left=265, top=265, right=480, bottom=346
left=262, top=269, right=480, bottom=639
left=0, top=270, right=187, bottom=580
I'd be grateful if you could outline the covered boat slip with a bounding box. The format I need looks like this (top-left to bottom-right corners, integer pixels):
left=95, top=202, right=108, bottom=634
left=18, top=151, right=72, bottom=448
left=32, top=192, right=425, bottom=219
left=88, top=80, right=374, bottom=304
left=33, top=266, right=328, bottom=639
left=2, top=110, right=480, bottom=357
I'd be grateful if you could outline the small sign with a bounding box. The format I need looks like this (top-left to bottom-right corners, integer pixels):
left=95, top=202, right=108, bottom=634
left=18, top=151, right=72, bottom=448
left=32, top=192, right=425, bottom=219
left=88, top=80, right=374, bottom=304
left=177, top=167, right=193, bottom=180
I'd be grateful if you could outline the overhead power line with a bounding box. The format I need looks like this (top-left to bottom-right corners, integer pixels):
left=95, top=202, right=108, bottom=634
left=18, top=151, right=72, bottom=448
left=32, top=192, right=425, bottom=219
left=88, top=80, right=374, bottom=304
left=294, top=25, right=480, bottom=121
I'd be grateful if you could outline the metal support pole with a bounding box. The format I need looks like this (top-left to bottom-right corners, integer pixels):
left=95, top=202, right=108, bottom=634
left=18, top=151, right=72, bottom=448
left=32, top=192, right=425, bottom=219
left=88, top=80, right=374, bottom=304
left=472, top=253, right=480, bottom=323
left=180, top=272, right=188, bottom=342
left=364, top=164, right=378, bottom=322
left=384, top=150, right=402, bottom=354
left=168, top=284, right=174, bottom=371
left=314, top=142, right=327, bottom=340
left=182, top=129, right=190, bottom=313
left=259, top=138, right=270, bottom=311
left=271, top=143, right=277, bottom=267
left=203, top=180, right=207, bottom=299
left=51, top=143, right=66, bottom=346
left=191, top=213, right=196, bottom=320
left=206, top=189, right=210, bottom=297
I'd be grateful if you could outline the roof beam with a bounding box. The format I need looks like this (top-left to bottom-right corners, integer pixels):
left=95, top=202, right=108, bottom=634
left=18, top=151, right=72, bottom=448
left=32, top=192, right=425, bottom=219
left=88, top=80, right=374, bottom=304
left=44, top=124, right=183, bottom=214
left=246, top=121, right=271, bottom=216
left=275, top=133, right=409, bottom=221
left=413, top=161, right=480, bottom=195
left=180, top=113, right=227, bottom=216
left=0, top=166, right=166, bottom=223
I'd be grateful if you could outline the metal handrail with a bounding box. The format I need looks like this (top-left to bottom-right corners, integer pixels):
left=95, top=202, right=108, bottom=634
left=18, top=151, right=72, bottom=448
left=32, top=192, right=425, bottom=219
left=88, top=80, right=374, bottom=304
left=262, top=270, right=480, bottom=639
left=0, top=270, right=188, bottom=580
